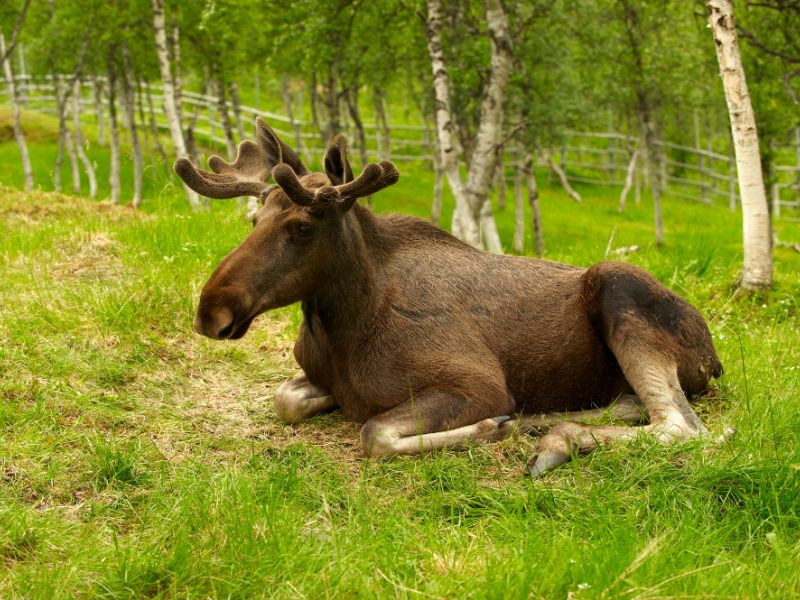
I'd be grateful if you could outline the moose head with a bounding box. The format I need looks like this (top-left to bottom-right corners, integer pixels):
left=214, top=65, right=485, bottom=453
left=174, top=118, right=399, bottom=340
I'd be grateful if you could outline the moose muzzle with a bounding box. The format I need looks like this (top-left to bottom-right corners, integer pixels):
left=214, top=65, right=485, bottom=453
left=193, top=286, right=255, bottom=340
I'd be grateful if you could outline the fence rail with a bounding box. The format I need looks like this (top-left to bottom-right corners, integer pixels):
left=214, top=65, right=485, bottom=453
left=2, top=74, right=800, bottom=215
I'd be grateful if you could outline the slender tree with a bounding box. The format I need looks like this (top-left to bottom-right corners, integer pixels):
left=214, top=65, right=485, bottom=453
left=0, top=32, right=33, bottom=190
left=424, top=0, right=512, bottom=251
left=708, top=0, right=772, bottom=289
left=152, top=0, right=200, bottom=208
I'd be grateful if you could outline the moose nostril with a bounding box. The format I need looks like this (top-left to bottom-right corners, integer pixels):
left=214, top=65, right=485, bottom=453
left=217, top=320, right=235, bottom=339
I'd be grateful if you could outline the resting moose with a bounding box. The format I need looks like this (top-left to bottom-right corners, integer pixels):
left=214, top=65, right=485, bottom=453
left=175, top=118, right=723, bottom=477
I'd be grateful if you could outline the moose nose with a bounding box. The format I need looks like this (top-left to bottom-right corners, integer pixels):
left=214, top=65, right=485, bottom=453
left=194, top=305, right=236, bottom=340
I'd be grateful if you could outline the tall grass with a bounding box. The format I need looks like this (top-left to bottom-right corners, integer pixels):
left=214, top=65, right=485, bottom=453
left=1, top=108, right=799, bottom=598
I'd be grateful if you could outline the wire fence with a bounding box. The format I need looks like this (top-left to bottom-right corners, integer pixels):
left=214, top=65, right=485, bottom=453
left=3, top=74, right=800, bottom=216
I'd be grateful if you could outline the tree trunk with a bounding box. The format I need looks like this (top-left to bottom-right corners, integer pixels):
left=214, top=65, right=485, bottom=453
left=495, top=154, right=506, bottom=209
left=344, top=81, right=368, bottom=168
left=136, top=78, right=151, bottom=156
left=66, top=127, right=81, bottom=194
left=0, top=33, right=33, bottom=190
left=55, top=78, right=81, bottom=194
left=107, top=63, right=121, bottom=205
left=213, top=74, right=237, bottom=160
left=708, top=0, right=772, bottom=289
left=481, top=200, right=503, bottom=253
left=374, top=86, right=391, bottom=160
left=121, top=43, right=143, bottom=208
left=424, top=0, right=481, bottom=247
left=513, top=158, right=525, bottom=253
left=543, top=150, right=582, bottom=203
left=170, top=17, right=185, bottom=137
left=72, top=78, right=97, bottom=198
left=619, top=148, right=639, bottom=212
left=145, top=82, right=169, bottom=168
left=638, top=111, right=664, bottom=245
left=229, top=81, right=245, bottom=141
left=524, top=150, right=544, bottom=256
left=281, top=73, right=309, bottom=162
left=322, top=66, right=340, bottom=140
left=431, top=133, right=444, bottom=226
left=461, top=0, right=513, bottom=246
left=310, top=71, right=325, bottom=147
left=93, top=76, right=105, bottom=146
left=152, top=0, right=200, bottom=209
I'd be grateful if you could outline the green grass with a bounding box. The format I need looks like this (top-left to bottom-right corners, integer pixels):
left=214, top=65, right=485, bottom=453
left=1, top=108, right=800, bottom=598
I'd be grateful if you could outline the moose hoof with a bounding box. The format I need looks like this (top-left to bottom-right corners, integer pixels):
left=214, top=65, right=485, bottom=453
left=524, top=449, right=570, bottom=479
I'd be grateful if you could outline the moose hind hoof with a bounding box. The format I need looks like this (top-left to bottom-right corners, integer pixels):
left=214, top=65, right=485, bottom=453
left=524, top=449, right=571, bottom=479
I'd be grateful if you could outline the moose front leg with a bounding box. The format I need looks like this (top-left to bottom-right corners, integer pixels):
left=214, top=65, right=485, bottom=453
left=360, top=388, right=515, bottom=456
left=273, top=374, right=337, bottom=424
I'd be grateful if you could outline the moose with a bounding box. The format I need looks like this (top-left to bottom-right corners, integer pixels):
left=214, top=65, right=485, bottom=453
left=175, top=118, right=723, bottom=477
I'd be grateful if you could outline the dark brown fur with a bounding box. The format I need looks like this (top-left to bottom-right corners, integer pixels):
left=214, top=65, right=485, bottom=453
left=176, top=119, right=723, bottom=472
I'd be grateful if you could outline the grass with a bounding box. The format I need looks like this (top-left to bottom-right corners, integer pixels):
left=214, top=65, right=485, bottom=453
left=1, top=108, right=800, bottom=598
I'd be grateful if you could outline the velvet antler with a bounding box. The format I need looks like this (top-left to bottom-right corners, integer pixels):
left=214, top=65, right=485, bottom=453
left=173, top=117, right=308, bottom=200
left=174, top=141, right=271, bottom=199
left=272, top=159, right=400, bottom=213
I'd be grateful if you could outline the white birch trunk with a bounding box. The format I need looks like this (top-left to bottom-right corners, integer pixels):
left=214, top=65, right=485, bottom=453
left=229, top=81, right=245, bottom=142
left=462, top=0, right=512, bottom=247
left=72, top=78, right=97, bottom=198
left=55, top=78, right=81, bottom=194
left=524, top=151, right=544, bottom=256
left=424, top=0, right=479, bottom=246
left=281, top=74, right=310, bottom=162
left=619, top=148, right=639, bottom=212
left=495, top=155, right=506, bottom=209
left=481, top=200, right=503, bottom=254
left=145, top=82, right=169, bottom=167
left=543, top=150, right=582, bottom=203
left=1, top=33, right=33, bottom=190
left=66, top=127, right=81, bottom=194
left=513, top=158, right=524, bottom=253
left=152, top=0, right=200, bottom=209
left=107, top=65, right=121, bottom=205
left=709, top=0, right=772, bottom=289
left=425, top=0, right=512, bottom=250
left=93, top=76, right=105, bottom=146
left=431, top=133, right=444, bottom=226
left=213, top=75, right=237, bottom=160
left=121, top=43, right=143, bottom=208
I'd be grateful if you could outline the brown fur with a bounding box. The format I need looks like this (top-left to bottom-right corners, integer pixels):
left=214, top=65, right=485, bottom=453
left=176, top=119, right=723, bottom=474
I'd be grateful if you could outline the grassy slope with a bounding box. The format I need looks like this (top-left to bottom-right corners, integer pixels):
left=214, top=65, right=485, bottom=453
left=1, top=109, right=799, bottom=598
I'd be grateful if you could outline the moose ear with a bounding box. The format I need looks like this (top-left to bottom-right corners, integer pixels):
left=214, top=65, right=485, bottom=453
left=323, top=134, right=355, bottom=185
left=255, top=117, right=309, bottom=177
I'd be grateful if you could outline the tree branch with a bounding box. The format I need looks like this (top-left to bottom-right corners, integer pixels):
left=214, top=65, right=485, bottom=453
left=0, top=0, right=32, bottom=64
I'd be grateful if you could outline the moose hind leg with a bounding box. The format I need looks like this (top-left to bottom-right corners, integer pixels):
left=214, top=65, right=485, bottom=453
left=515, top=394, right=646, bottom=433
left=527, top=353, right=706, bottom=478
left=360, top=388, right=515, bottom=457
left=273, top=374, right=337, bottom=424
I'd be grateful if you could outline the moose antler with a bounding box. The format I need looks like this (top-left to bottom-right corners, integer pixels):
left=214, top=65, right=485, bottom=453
left=174, top=117, right=308, bottom=200
left=272, top=159, right=400, bottom=213
left=174, top=140, right=271, bottom=199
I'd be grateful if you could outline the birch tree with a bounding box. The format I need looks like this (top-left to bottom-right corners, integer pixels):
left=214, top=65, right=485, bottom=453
left=708, top=0, right=772, bottom=290
left=0, top=32, right=33, bottom=190
left=72, top=78, right=98, bottom=198
left=424, top=0, right=513, bottom=251
left=151, top=0, right=200, bottom=208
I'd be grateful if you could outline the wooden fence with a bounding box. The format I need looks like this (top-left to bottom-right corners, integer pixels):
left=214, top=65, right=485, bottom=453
left=3, top=74, right=800, bottom=216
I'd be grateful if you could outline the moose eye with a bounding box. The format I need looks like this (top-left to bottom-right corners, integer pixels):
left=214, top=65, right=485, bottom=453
left=291, top=221, right=313, bottom=240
